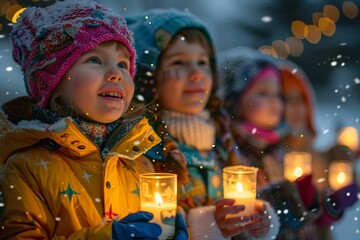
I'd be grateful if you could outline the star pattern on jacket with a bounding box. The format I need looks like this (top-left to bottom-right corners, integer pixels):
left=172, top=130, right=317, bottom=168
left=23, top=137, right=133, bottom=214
left=60, top=183, right=80, bottom=202
left=81, top=170, right=95, bottom=183
left=36, top=159, right=50, bottom=171
left=105, top=204, right=118, bottom=219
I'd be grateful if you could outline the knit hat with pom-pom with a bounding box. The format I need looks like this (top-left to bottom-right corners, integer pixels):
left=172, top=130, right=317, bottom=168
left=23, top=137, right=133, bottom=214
left=10, top=0, right=136, bottom=107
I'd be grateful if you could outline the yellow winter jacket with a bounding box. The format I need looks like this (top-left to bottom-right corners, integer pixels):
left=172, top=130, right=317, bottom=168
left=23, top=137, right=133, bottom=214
left=0, top=113, right=160, bottom=239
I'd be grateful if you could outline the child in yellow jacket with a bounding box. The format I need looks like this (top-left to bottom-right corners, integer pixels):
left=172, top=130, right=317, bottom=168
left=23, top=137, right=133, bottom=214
left=0, top=0, right=187, bottom=239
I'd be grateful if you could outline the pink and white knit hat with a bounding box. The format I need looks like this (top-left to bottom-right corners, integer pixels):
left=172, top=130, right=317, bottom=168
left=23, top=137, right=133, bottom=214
left=10, top=0, right=136, bottom=107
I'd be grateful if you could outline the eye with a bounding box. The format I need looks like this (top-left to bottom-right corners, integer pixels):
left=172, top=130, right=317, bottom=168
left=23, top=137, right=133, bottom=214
left=198, top=58, right=210, bottom=66
left=117, top=61, right=128, bottom=69
left=171, top=60, right=185, bottom=66
left=86, top=57, right=101, bottom=65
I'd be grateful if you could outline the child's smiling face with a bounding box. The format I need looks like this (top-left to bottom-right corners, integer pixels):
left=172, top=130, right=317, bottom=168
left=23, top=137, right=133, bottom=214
left=156, top=37, right=213, bottom=114
left=55, top=41, right=134, bottom=123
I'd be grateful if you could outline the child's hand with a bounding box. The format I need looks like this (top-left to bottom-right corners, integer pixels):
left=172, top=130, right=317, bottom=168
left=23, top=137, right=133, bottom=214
left=214, top=198, right=251, bottom=238
left=244, top=200, right=271, bottom=237
left=112, top=211, right=161, bottom=239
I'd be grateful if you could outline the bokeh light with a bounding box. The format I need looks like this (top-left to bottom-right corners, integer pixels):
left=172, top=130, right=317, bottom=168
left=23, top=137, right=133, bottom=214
left=304, top=24, right=322, bottom=44
left=291, top=20, right=307, bottom=39
left=258, top=45, right=278, bottom=58
left=318, top=17, right=336, bottom=36
left=312, top=12, right=324, bottom=26
left=323, top=5, right=340, bottom=23
left=271, top=40, right=290, bottom=59
left=343, top=1, right=358, bottom=19
left=285, top=37, right=304, bottom=57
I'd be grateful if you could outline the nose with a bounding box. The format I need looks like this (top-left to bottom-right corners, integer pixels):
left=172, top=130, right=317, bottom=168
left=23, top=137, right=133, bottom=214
left=105, top=65, right=122, bottom=82
left=189, top=64, right=205, bottom=81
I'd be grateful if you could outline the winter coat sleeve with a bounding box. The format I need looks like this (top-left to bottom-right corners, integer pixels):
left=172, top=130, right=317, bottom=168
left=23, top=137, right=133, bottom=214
left=0, top=155, right=113, bottom=240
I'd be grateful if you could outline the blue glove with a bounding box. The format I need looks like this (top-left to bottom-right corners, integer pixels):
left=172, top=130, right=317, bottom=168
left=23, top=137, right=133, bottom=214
left=174, top=212, right=188, bottom=240
left=112, top=211, right=162, bottom=240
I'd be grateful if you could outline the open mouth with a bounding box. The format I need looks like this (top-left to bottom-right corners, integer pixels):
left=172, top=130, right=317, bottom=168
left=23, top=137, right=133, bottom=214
left=98, top=92, right=123, bottom=99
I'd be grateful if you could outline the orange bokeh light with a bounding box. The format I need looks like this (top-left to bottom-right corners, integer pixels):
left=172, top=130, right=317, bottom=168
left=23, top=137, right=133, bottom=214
left=291, top=20, right=307, bottom=39
left=343, top=1, right=358, bottom=19
left=318, top=17, right=336, bottom=36
left=272, top=40, right=290, bottom=59
left=312, top=12, right=324, bottom=26
left=258, top=45, right=279, bottom=59
left=286, top=37, right=304, bottom=57
left=304, top=24, right=322, bottom=44
left=323, top=5, right=340, bottom=23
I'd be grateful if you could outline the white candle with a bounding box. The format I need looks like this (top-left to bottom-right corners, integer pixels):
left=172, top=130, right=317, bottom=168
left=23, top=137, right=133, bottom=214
left=224, top=182, right=255, bottom=216
left=141, top=194, right=176, bottom=240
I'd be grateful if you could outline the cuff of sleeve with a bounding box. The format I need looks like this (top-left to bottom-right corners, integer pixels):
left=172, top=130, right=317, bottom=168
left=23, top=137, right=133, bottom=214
left=187, top=206, right=230, bottom=240
left=257, top=201, right=280, bottom=240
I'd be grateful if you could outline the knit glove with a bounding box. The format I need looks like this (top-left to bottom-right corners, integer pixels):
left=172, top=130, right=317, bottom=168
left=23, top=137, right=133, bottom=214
left=112, top=211, right=161, bottom=239
left=174, top=212, right=188, bottom=240
left=329, top=183, right=358, bottom=212
left=316, top=183, right=358, bottom=226
left=294, top=174, right=319, bottom=209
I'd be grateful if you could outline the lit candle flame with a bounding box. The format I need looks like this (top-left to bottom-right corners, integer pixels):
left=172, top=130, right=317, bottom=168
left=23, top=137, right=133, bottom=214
left=236, top=182, right=243, bottom=193
left=294, top=167, right=303, bottom=178
left=337, top=172, right=346, bottom=184
left=155, top=192, right=163, bottom=206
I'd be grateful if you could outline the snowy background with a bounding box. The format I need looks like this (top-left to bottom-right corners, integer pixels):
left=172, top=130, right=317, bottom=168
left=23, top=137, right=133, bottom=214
left=1, top=0, right=360, bottom=238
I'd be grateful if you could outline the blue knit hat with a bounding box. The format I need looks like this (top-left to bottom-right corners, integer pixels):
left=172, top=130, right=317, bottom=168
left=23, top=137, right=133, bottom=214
left=126, top=9, right=217, bottom=103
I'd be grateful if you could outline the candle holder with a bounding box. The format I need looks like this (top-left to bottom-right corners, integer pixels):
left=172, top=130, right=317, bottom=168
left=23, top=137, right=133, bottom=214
left=139, top=173, right=177, bottom=240
left=284, top=151, right=312, bottom=182
left=223, top=165, right=258, bottom=217
left=329, top=161, right=353, bottom=191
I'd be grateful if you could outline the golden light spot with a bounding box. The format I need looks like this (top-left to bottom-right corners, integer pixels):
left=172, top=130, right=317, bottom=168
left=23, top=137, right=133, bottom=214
left=258, top=45, right=278, bottom=58
left=312, top=12, right=324, bottom=26
left=0, top=23, right=2, bottom=31
left=343, top=1, right=358, bottom=19
left=291, top=20, right=307, bottom=39
left=1, top=1, right=11, bottom=15
left=9, top=6, right=25, bottom=23
left=272, top=40, right=290, bottom=59
left=286, top=37, right=304, bottom=57
left=323, top=5, right=340, bottom=23
left=318, top=17, right=336, bottom=36
left=304, top=25, right=321, bottom=44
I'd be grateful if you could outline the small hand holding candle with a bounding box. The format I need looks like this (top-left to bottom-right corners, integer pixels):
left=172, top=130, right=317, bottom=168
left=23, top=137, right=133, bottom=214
left=140, top=173, right=177, bottom=240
